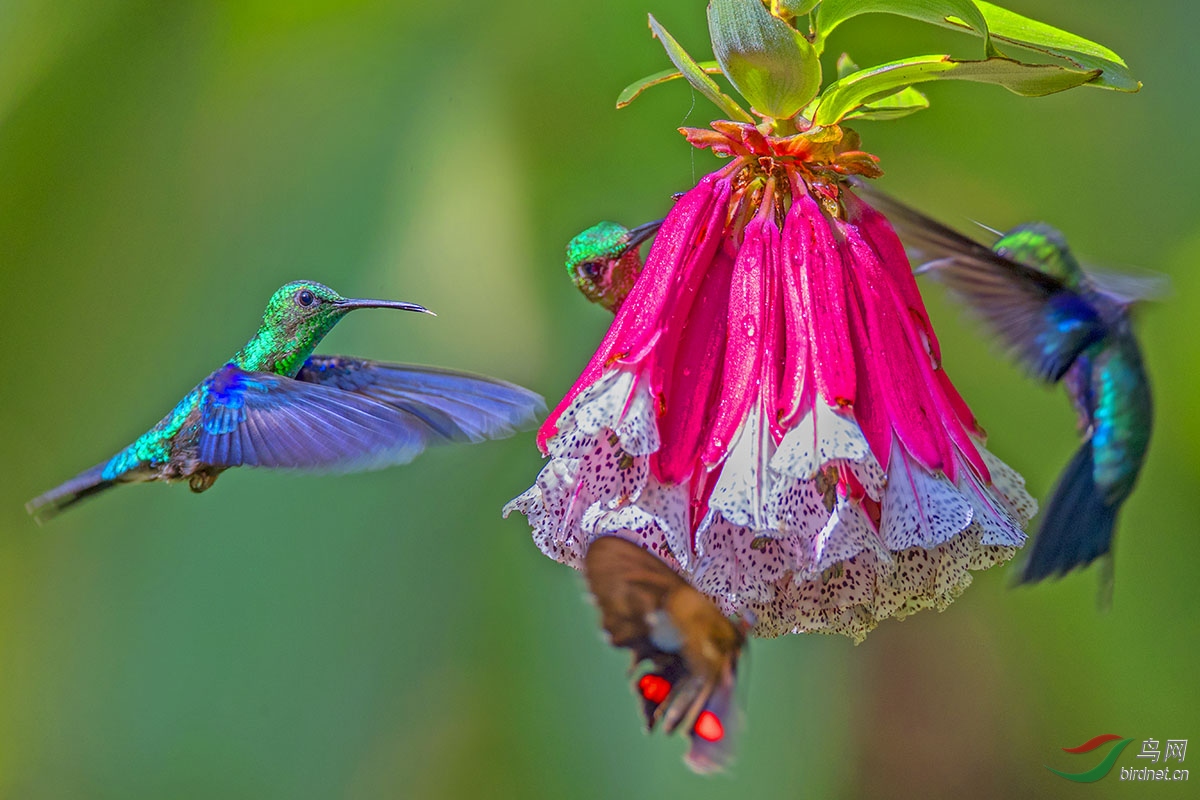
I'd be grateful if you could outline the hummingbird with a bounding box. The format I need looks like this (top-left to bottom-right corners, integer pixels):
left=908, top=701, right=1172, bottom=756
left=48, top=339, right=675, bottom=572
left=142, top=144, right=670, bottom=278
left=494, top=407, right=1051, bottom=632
left=852, top=182, right=1157, bottom=594
left=27, top=280, right=545, bottom=522
left=583, top=535, right=750, bottom=774
left=565, top=220, right=662, bottom=313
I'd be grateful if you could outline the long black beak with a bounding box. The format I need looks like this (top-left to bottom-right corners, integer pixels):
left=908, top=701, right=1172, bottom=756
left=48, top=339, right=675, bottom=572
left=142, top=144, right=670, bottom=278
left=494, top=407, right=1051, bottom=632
left=336, top=298, right=437, bottom=316
left=626, top=219, right=664, bottom=248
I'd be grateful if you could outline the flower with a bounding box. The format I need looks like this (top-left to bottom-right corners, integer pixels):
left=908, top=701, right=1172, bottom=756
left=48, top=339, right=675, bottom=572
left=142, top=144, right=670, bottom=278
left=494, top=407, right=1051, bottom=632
left=507, top=120, right=1037, bottom=642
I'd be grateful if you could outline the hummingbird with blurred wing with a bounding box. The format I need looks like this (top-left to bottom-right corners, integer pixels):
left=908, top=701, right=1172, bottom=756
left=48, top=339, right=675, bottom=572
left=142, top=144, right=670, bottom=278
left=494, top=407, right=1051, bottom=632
left=27, top=281, right=545, bottom=522
left=565, top=219, right=662, bottom=313
left=854, top=182, right=1157, bottom=593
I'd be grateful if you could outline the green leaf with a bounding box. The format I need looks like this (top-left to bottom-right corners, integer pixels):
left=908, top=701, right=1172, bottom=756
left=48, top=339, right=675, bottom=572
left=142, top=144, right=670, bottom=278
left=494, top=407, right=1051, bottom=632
left=813, top=0, right=991, bottom=55
left=616, top=61, right=724, bottom=109
left=843, top=85, right=930, bottom=121
left=812, top=54, right=1099, bottom=125
left=645, top=15, right=754, bottom=122
left=963, top=2, right=1140, bottom=92
left=708, top=0, right=822, bottom=119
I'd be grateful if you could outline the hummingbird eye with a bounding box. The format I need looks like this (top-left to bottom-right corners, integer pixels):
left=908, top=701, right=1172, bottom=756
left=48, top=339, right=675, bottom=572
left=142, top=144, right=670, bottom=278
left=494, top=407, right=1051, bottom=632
left=295, top=289, right=316, bottom=307
left=579, top=261, right=602, bottom=280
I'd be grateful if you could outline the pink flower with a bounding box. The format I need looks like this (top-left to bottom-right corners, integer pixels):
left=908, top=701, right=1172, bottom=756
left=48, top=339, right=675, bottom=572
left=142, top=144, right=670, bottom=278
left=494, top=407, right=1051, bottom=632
left=507, top=122, right=1035, bottom=642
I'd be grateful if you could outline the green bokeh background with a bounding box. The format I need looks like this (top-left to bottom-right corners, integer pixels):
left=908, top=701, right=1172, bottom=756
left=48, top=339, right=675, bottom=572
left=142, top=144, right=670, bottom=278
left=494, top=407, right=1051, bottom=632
left=1, top=1, right=1197, bottom=797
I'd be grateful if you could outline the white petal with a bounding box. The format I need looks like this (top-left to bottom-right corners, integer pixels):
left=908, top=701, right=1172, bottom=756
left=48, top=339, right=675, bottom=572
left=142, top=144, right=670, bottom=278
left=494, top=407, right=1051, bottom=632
left=763, top=475, right=831, bottom=539
left=708, top=406, right=776, bottom=529
left=584, top=477, right=693, bottom=570
left=693, top=519, right=790, bottom=605
left=956, top=462, right=1027, bottom=547
left=505, top=460, right=588, bottom=568
left=577, top=436, right=649, bottom=510
left=810, top=495, right=890, bottom=575
left=879, top=441, right=973, bottom=550
left=561, top=369, right=660, bottom=457
left=977, top=444, right=1039, bottom=524
left=771, top=402, right=870, bottom=479
left=611, top=378, right=660, bottom=456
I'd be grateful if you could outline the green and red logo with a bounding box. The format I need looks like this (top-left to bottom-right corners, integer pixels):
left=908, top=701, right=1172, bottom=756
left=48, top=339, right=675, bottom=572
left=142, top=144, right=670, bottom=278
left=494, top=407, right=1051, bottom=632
left=1046, top=734, right=1135, bottom=782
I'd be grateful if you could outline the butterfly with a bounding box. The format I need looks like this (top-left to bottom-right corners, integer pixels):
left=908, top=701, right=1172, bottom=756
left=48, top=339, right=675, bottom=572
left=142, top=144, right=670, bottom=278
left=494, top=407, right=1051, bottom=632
left=583, top=535, right=751, bottom=773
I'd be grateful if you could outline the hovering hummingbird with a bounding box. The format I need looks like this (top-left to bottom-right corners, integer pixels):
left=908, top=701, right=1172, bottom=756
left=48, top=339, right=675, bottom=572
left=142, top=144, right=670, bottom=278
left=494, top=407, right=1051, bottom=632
left=853, top=182, right=1156, bottom=593
left=27, top=280, right=545, bottom=522
left=565, top=220, right=662, bottom=313
left=583, top=535, right=750, bottom=774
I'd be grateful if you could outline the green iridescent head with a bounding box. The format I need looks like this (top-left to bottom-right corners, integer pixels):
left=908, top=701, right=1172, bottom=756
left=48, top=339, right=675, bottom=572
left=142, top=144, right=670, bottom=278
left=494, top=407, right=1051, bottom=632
left=244, top=281, right=430, bottom=375
left=994, top=223, right=1083, bottom=285
left=565, top=220, right=661, bottom=313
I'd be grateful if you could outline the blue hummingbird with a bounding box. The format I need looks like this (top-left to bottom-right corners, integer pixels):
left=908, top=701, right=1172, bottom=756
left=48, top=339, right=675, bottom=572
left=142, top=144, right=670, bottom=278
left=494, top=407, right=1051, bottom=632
left=854, top=182, right=1157, bottom=593
left=27, top=281, right=545, bottom=522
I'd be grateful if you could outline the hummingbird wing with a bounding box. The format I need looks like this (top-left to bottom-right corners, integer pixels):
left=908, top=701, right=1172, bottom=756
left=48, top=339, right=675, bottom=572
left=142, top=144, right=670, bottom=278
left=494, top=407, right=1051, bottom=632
left=196, top=364, right=458, bottom=471
left=850, top=182, right=1108, bottom=382
left=1084, top=267, right=1171, bottom=306
left=296, top=356, right=544, bottom=442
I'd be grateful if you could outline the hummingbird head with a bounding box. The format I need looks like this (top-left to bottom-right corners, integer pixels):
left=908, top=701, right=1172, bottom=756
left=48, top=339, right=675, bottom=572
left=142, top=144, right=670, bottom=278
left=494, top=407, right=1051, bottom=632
left=253, top=281, right=432, bottom=375
left=566, top=220, right=661, bottom=313
left=994, top=223, right=1083, bottom=284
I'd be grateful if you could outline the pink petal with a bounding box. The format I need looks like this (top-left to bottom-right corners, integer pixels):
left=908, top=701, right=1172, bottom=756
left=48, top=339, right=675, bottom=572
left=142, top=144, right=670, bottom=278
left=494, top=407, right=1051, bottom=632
left=845, top=189, right=942, bottom=366
left=788, top=183, right=857, bottom=408
left=652, top=245, right=736, bottom=484
left=846, top=189, right=989, bottom=480
left=841, top=221, right=951, bottom=473
left=776, top=214, right=812, bottom=429
left=537, top=173, right=729, bottom=451
left=845, top=275, right=893, bottom=471
left=702, top=208, right=776, bottom=466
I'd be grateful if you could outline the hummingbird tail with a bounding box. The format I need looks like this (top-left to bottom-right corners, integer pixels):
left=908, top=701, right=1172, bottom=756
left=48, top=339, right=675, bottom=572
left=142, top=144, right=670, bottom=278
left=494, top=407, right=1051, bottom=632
left=26, top=462, right=118, bottom=524
left=1016, top=443, right=1117, bottom=585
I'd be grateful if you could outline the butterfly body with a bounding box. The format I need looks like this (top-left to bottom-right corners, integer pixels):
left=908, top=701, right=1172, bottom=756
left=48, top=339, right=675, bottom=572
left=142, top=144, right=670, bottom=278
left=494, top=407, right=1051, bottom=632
left=27, top=281, right=544, bottom=521
left=584, top=535, right=747, bottom=773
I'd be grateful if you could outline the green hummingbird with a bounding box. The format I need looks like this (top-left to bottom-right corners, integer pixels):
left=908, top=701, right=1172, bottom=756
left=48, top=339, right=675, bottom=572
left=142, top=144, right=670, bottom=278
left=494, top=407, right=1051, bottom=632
left=855, top=182, right=1158, bottom=593
left=27, top=280, right=545, bottom=522
left=566, top=220, right=662, bottom=313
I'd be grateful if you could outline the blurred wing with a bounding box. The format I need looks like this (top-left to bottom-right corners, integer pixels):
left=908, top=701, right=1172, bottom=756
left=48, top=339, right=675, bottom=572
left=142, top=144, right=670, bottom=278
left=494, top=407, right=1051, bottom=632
left=1084, top=267, right=1171, bottom=306
left=584, top=536, right=743, bottom=774
left=850, top=181, right=1107, bottom=382
left=682, top=661, right=739, bottom=775
left=584, top=536, right=687, bottom=656
left=297, top=356, right=544, bottom=442
left=197, top=364, right=438, bottom=471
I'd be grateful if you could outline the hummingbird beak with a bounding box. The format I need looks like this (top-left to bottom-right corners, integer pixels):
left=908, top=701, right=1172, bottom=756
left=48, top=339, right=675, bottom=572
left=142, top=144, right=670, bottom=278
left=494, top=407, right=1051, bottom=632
left=625, top=219, right=664, bottom=248
left=335, top=298, right=437, bottom=316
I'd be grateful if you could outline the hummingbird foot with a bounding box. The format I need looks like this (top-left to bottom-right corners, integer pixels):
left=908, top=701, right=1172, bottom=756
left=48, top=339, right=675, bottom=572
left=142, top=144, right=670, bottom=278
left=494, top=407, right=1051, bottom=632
left=188, top=472, right=219, bottom=493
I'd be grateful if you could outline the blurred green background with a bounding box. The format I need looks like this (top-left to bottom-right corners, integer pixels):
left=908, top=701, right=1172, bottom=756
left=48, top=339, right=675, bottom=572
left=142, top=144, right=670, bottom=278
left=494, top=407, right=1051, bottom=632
left=1, top=1, right=1197, bottom=797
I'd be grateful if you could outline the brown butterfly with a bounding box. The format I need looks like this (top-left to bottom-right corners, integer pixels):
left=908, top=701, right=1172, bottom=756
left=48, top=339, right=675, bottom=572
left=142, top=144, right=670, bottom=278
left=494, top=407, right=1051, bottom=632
left=583, top=535, right=751, bottom=773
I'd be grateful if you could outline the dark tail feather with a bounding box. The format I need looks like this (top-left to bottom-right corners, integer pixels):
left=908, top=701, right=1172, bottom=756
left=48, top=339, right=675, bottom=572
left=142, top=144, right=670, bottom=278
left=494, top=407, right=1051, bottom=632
left=26, top=462, right=118, bottom=524
left=1016, top=443, right=1117, bottom=584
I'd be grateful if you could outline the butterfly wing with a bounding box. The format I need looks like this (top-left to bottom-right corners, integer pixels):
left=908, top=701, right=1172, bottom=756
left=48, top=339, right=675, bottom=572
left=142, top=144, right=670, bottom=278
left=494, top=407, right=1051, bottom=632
left=583, top=536, right=744, bottom=773
left=297, top=356, right=544, bottom=442
left=196, top=364, right=440, bottom=471
left=847, top=182, right=1107, bottom=382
